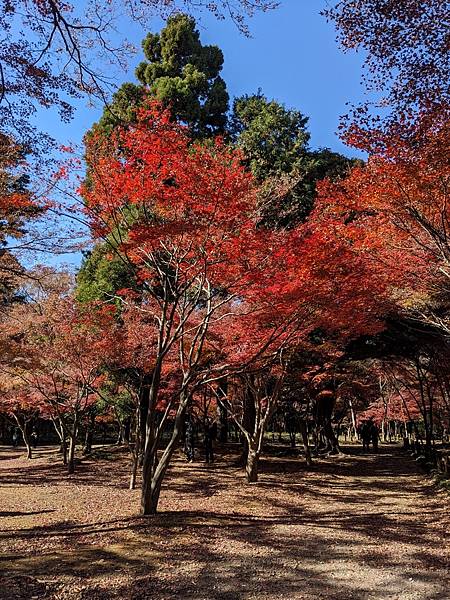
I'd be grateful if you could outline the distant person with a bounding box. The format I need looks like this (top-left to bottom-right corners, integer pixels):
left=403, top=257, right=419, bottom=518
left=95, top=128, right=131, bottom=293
left=360, top=421, right=371, bottom=452
left=204, top=418, right=217, bottom=464
left=30, top=427, right=39, bottom=448
left=12, top=428, right=19, bottom=447
left=369, top=420, right=379, bottom=453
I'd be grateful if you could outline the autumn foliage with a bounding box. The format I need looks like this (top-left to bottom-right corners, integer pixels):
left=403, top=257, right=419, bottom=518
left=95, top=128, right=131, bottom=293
left=1, top=1, right=449, bottom=523
left=316, top=112, right=450, bottom=334
left=74, top=103, right=394, bottom=509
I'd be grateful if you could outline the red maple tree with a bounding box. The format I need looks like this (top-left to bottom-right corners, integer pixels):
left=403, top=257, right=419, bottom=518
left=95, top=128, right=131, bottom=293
left=82, top=103, right=389, bottom=506
left=0, top=290, right=118, bottom=472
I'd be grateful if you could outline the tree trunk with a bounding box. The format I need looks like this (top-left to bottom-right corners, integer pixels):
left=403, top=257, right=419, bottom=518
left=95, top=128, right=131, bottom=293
left=130, top=453, right=139, bottom=491
left=67, top=417, right=78, bottom=475
left=138, top=376, right=151, bottom=467
left=140, top=366, right=162, bottom=507
left=25, top=440, right=32, bottom=459
left=116, top=420, right=125, bottom=445
left=123, top=416, right=131, bottom=444
left=53, top=418, right=68, bottom=464
left=287, top=415, right=296, bottom=447
left=217, top=377, right=229, bottom=443
left=61, top=437, right=68, bottom=465
left=82, top=411, right=95, bottom=455
left=68, top=437, right=76, bottom=474
left=238, top=383, right=256, bottom=466
left=129, top=404, right=141, bottom=491
left=14, top=417, right=32, bottom=459
left=246, top=444, right=259, bottom=483
left=21, top=427, right=32, bottom=459
left=141, top=399, right=187, bottom=515
left=348, top=397, right=357, bottom=440
left=245, top=416, right=269, bottom=484
left=299, top=420, right=312, bottom=467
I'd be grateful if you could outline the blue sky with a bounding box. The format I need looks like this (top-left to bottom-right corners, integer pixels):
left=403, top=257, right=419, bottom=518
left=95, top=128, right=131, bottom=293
left=33, top=0, right=368, bottom=268
left=37, top=0, right=366, bottom=158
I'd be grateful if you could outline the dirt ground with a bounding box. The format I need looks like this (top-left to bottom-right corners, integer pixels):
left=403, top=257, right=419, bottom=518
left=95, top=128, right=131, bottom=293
left=0, top=443, right=449, bottom=600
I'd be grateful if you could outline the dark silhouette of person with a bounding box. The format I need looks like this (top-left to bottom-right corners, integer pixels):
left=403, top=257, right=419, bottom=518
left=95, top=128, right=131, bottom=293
left=360, top=421, right=371, bottom=452
left=369, top=420, right=379, bottom=452
left=30, top=427, right=39, bottom=448
left=204, top=418, right=217, bottom=464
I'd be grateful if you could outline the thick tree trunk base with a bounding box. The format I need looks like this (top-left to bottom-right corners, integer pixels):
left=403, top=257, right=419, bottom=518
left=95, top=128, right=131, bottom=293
left=246, top=450, right=259, bottom=483
left=140, top=481, right=162, bottom=515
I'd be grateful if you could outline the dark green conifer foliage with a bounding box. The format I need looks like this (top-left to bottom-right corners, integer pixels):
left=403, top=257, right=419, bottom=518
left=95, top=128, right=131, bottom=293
left=232, top=93, right=359, bottom=228
left=99, top=14, right=229, bottom=137
left=76, top=244, right=137, bottom=304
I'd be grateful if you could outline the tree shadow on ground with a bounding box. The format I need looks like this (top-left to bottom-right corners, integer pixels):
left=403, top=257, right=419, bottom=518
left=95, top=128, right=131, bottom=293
left=0, top=509, right=55, bottom=517
left=2, top=507, right=448, bottom=600
left=0, top=448, right=131, bottom=488
left=0, top=444, right=448, bottom=599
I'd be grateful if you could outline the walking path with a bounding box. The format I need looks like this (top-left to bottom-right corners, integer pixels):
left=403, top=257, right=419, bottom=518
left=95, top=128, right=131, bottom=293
left=0, top=445, right=448, bottom=599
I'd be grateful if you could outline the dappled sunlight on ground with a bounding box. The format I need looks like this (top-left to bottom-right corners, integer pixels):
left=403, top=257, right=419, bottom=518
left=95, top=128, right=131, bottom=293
left=0, top=444, right=448, bottom=599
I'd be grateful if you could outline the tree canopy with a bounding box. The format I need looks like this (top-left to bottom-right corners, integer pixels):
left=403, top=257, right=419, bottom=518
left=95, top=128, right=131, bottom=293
left=232, top=93, right=358, bottom=228
left=97, top=15, right=229, bottom=137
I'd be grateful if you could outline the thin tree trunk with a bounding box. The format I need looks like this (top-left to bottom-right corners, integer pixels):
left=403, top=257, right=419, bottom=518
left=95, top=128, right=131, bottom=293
left=67, top=416, right=78, bottom=475
left=61, top=437, right=68, bottom=465
left=141, top=397, right=187, bottom=515
left=22, top=426, right=32, bottom=459
left=238, top=382, right=256, bottom=466
left=138, top=375, right=151, bottom=467
left=124, top=416, right=131, bottom=444
left=14, top=416, right=32, bottom=459
left=116, top=420, right=125, bottom=445
left=217, top=378, right=228, bottom=444
left=129, top=404, right=141, bottom=491
left=348, top=397, right=357, bottom=440
left=299, top=420, right=312, bottom=466
left=82, top=411, right=95, bottom=455
left=68, top=436, right=76, bottom=474
left=52, top=417, right=68, bottom=465
left=24, top=439, right=32, bottom=459
left=130, top=452, right=139, bottom=491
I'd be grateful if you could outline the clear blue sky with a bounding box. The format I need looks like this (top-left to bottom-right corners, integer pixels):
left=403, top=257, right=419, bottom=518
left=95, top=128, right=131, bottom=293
left=38, top=0, right=366, bottom=158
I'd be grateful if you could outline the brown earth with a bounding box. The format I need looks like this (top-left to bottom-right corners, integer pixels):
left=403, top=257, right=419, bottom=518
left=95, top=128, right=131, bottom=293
left=0, top=443, right=448, bottom=600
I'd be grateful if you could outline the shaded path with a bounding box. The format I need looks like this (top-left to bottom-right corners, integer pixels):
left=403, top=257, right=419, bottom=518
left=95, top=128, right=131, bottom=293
left=0, top=445, right=449, bottom=599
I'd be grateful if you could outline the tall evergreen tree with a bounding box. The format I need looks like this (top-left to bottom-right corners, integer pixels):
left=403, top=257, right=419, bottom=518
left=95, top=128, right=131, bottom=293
left=98, top=14, right=229, bottom=137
